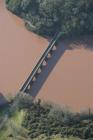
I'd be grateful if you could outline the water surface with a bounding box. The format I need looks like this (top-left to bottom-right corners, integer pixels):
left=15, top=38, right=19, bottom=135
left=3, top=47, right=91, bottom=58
left=0, top=0, right=48, bottom=95
left=0, top=0, right=93, bottom=111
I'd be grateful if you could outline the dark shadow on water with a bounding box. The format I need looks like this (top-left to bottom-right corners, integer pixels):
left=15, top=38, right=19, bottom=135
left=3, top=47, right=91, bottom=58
left=62, top=35, right=93, bottom=50
left=28, top=35, right=93, bottom=97
left=30, top=41, right=67, bottom=97
left=0, top=93, right=8, bottom=108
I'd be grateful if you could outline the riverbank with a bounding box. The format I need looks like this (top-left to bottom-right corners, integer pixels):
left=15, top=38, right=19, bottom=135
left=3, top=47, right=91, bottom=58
left=0, top=94, right=93, bottom=140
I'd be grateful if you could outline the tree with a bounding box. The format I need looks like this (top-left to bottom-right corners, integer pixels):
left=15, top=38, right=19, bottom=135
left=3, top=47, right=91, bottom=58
left=6, top=0, right=93, bottom=36
left=6, top=0, right=22, bottom=14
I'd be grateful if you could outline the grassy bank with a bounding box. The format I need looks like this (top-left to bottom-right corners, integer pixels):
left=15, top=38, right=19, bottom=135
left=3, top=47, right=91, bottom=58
left=0, top=109, right=26, bottom=140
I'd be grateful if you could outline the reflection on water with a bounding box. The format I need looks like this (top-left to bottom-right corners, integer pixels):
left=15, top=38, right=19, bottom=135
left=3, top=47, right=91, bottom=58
left=0, top=0, right=93, bottom=111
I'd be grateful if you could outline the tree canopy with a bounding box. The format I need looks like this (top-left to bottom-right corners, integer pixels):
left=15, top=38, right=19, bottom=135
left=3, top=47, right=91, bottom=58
left=0, top=93, right=93, bottom=140
left=6, top=0, right=93, bottom=36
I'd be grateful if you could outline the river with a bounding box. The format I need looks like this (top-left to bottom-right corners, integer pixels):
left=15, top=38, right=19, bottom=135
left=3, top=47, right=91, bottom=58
left=0, top=0, right=93, bottom=111
left=0, top=0, right=48, bottom=95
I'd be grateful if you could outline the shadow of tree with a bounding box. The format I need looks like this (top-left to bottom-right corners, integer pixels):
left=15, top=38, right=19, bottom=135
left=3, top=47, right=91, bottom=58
left=0, top=92, right=8, bottom=107
left=29, top=39, right=68, bottom=97
left=62, top=35, right=93, bottom=50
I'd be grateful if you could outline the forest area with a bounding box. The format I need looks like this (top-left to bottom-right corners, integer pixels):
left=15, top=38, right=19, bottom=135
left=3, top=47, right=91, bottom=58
left=6, top=0, right=93, bottom=36
left=0, top=93, right=93, bottom=140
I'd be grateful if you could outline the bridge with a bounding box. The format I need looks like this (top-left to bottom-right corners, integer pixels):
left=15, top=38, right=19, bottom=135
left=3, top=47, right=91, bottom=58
left=20, top=32, right=62, bottom=94
left=0, top=32, right=63, bottom=130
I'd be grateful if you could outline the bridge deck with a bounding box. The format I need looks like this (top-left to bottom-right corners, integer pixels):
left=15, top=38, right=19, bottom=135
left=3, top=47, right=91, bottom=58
left=20, top=32, right=62, bottom=93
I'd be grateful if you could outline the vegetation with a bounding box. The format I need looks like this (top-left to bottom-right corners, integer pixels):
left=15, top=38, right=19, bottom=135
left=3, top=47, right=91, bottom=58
left=0, top=93, right=93, bottom=140
left=6, top=0, right=93, bottom=36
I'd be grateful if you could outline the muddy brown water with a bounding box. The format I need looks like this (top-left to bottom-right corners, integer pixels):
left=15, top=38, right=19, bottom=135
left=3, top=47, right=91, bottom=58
left=0, top=0, right=48, bottom=95
left=0, top=0, right=93, bottom=111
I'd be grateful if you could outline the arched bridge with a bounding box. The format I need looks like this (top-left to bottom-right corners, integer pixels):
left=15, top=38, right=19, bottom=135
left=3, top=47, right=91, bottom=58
left=20, top=32, right=62, bottom=94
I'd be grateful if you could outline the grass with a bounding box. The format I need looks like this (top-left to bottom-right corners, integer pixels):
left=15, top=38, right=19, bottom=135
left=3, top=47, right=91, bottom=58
left=11, top=110, right=26, bottom=125
left=0, top=109, right=26, bottom=140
